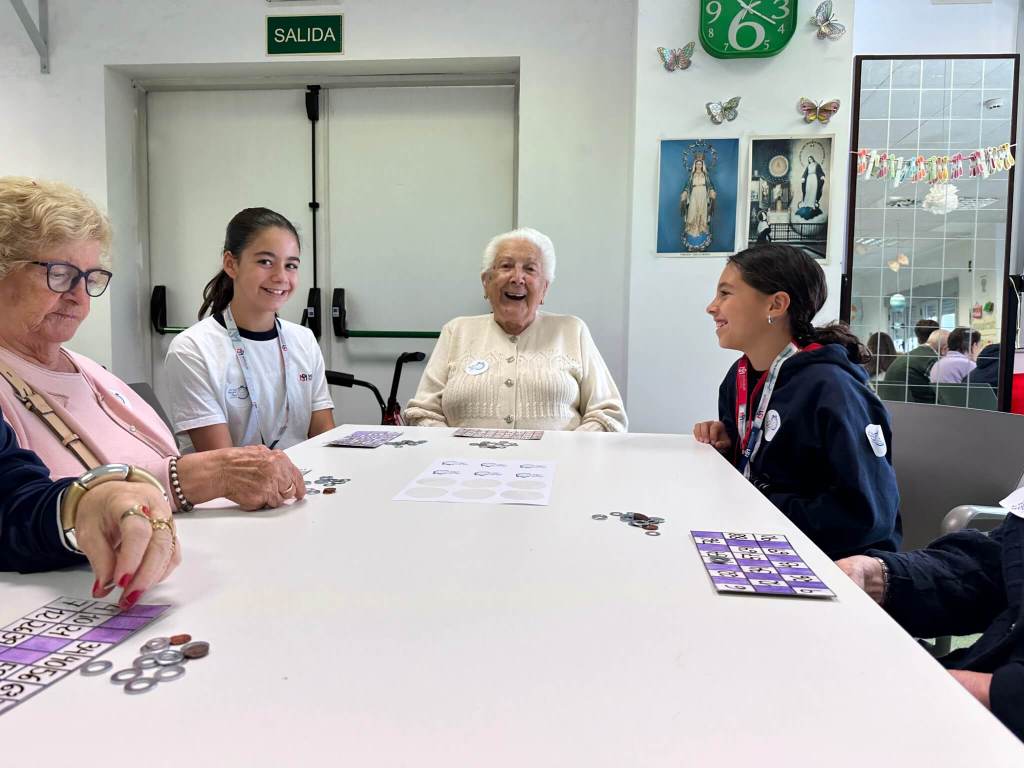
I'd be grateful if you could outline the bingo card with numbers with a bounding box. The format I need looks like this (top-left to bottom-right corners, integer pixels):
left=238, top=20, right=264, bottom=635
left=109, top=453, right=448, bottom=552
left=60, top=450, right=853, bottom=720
left=691, top=531, right=835, bottom=598
left=0, top=596, right=169, bottom=716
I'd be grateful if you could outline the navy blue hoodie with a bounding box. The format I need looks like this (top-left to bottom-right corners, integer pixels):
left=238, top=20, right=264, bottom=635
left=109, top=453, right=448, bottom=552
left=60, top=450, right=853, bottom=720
left=717, top=343, right=902, bottom=559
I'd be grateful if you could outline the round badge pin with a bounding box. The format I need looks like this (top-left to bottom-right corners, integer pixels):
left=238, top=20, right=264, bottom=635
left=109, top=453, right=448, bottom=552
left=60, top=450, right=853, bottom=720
left=465, top=360, right=489, bottom=376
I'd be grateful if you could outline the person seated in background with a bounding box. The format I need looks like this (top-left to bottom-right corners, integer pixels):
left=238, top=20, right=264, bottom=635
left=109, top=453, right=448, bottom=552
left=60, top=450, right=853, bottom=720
left=837, top=513, right=1024, bottom=742
left=405, top=227, right=627, bottom=432
left=864, top=331, right=897, bottom=385
left=693, top=244, right=900, bottom=559
left=0, top=409, right=179, bottom=609
left=931, top=327, right=981, bottom=384
left=876, top=319, right=940, bottom=404
left=967, top=343, right=1000, bottom=392
left=928, top=328, right=950, bottom=358
left=166, top=208, right=335, bottom=455
left=0, top=177, right=304, bottom=511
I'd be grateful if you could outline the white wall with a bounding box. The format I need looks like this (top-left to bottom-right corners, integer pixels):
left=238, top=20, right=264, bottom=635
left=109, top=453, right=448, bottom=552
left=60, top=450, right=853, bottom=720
left=625, top=0, right=854, bottom=433
left=854, top=0, right=1020, bottom=55
left=0, top=1, right=636, bottom=394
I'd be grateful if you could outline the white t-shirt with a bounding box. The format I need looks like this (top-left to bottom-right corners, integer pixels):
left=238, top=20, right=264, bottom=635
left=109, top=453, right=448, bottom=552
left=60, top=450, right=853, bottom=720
left=165, top=315, right=334, bottom=451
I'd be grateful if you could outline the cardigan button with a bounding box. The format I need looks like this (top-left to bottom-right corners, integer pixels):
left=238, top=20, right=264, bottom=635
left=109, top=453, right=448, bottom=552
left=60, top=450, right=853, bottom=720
left=506, top=356, right=514, bottom=363
left=129, top=425, right=137, bottom=433
left=509, top=335, right=518, bottom=343
left=505, top=415, right=513, bottom=424
left=505, top=379, right=513, bottom=387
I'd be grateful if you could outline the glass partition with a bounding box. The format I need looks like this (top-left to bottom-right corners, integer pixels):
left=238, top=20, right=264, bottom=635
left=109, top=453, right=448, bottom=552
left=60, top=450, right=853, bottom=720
left=845, top=55, right=1018, bottom=410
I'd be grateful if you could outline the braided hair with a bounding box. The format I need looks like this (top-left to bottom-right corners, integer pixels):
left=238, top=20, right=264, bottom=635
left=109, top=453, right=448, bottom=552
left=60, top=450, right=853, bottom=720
left=727, top=244, right=867, bottom=364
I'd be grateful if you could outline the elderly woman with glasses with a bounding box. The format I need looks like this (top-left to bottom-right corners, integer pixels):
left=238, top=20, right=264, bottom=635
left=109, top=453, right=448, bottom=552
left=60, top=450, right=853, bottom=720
left=405, top=227, right=627, bottom=432
left=0, top=177, right=304, bottom=514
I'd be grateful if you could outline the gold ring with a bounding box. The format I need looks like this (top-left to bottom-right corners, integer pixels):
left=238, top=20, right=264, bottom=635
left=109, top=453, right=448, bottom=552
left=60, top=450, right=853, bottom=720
left=282, top=483, right=295, bottom=496
left=150, top=517, right=175, bottom=535
left=119, top=504, right=147, bottom=524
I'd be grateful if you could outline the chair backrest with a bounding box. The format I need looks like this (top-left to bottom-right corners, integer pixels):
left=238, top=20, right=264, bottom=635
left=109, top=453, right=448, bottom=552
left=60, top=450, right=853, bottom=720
left=885, top=400, right=1024, bottom=549
left=128, top=381, right=174, bottom=433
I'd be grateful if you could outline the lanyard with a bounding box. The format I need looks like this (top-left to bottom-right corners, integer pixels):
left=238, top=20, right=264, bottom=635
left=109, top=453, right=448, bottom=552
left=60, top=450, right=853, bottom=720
left=223, top=306, right=297, bottom=450
left=735, top=342, right=799, bottom=478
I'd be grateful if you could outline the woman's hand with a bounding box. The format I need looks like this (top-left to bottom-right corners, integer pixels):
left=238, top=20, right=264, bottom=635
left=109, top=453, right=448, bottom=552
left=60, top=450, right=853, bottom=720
left=177, top=446, right=305, bottom=510
left=74, top=481, right=180, bottom=608
left=835, top=555, right=886, bottom=604
left=692, top=420, right=732, bottom=455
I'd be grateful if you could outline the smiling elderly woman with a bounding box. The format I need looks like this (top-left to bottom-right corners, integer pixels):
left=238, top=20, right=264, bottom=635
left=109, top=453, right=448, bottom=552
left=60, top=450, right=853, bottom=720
left=405, top=227, right=627, bottom=432
left=0, top=177, right=304, bottom=511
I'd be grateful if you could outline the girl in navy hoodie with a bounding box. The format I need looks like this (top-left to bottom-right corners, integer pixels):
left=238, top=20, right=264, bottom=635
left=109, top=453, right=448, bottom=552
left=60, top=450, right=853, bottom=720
left=694, top=244, right=901, bottom=558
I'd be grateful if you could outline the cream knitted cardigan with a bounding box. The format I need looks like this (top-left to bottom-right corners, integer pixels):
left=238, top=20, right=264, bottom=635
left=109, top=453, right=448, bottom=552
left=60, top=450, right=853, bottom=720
left=405, top=313, right=627, bottom=432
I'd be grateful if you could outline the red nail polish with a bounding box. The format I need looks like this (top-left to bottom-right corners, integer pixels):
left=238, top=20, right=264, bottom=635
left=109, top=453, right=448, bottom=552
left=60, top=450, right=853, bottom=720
left=141, top=505, right=151, bottom=518
left=122, top=590, right=142, bottom=609
left=92, top=579, right=100, bottom=598
left=118, top=573, right=132, bottom=588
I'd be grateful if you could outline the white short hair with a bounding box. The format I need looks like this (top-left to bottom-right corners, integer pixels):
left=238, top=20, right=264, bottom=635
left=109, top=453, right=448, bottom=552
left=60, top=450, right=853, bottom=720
left=481, top=227, right=556, bottom=284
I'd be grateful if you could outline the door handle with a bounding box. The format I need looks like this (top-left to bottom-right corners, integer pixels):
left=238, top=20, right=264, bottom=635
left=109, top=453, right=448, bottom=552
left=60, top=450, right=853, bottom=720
left=300, top=287, right=322, bottom=339
left=150, top=286, right=187, bottom=335
left=331, top=288, right=348, bottom=338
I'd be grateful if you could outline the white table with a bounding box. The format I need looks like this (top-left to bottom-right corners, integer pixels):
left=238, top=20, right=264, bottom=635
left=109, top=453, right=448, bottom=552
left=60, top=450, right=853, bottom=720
left=3, top=426, right=1022, bottom=765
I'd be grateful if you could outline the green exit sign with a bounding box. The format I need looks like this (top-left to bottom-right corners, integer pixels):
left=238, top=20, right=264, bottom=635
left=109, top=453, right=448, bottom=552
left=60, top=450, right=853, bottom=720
left=266, top=14, right=343, bottom=56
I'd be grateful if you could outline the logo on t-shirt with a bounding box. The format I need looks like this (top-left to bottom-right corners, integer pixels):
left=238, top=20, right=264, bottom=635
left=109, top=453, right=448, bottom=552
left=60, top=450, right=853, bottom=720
left=110, top=390, right=131, bottom=409
left=298, top=372, right=313, bottom=383
left=865, top=424, right=887, bottom=457
left=227, top=384, right=250, bottom=401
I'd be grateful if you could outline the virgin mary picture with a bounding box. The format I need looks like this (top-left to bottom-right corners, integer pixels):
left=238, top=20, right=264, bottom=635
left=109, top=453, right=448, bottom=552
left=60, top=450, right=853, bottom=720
left=745, top=136, right=833, bottom=261
left=796, top=154, right=826, bottom=220
left=657, top=138, right=738, bottom=256
left=680, top=154, right=717, bottom=251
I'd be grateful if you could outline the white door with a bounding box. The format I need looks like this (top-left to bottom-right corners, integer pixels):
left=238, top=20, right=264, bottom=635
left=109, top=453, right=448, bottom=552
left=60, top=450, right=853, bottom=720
left=146, top=89, right=318, bottom=417
left=324, top=85, right=515, bottom=425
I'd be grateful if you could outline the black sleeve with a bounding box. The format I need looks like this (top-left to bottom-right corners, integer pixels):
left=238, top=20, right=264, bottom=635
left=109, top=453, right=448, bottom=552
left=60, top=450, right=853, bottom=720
left=871, top=523, right=1007, bottom=639
left=991, top=662, right=1024, bottom=741
left=0, top=410, right=81, bottom=573
left=767, top=379, right=901, bottom=558
left=717, top=362, right=739, bottom=462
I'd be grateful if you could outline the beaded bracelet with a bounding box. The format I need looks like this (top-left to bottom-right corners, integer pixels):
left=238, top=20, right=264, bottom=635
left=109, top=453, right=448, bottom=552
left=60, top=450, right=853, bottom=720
left=168, top=456, right=195, bottom=512
left=872, top=556, right=890, bottom=605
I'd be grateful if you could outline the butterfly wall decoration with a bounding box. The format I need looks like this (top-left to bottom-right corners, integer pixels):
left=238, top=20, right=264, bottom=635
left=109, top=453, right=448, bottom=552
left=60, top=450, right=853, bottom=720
left=811, top=0, right=846, bottom=41
left=706, top=97, right=740, bottom=124
left=657, top=42, right=695, bottom=72
left=798, top=98, right=841, bottom=124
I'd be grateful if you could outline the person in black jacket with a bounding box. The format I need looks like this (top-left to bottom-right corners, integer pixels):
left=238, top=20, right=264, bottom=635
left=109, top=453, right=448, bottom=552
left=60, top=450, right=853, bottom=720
left=0, top=409, right=179, bottom=607
left=837, top=515, right=1024, bottom=741
left=694, top=244, right=901, bottom=558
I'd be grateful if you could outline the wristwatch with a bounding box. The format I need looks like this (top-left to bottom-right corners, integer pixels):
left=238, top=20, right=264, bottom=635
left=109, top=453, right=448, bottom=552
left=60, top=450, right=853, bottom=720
left=60, top=464, right=167, bottom=553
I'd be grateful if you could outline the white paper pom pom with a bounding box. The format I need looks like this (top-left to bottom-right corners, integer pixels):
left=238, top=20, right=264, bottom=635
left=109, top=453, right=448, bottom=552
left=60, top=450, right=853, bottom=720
left=922, top=183, right=960, bottom=216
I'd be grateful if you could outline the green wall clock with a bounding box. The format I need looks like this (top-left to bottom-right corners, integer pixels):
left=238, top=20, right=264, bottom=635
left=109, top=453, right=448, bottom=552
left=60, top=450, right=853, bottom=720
left=699, top=0, right=797, bottom=59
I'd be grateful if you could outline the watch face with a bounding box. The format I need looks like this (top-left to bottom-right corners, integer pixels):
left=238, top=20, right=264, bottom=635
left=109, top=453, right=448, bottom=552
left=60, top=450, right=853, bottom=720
left=699, top=0, right=797, bottom=59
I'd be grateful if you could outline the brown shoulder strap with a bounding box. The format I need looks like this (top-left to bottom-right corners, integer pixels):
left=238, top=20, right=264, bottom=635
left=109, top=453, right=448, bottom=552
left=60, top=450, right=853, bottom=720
left=0, top=362, right=102, bottom=470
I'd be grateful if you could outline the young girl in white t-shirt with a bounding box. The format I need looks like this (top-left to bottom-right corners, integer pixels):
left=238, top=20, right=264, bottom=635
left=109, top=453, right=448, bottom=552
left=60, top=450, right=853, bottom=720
left=165, top=208, right=335, bottom=452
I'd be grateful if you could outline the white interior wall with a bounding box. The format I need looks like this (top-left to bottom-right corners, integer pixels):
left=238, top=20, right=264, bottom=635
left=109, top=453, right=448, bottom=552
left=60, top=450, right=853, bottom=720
left=854, top=0, right=1020, bottom=55
left=0, top=0, right=636, bottom=398
left=626, top=0, right=854, bottom=433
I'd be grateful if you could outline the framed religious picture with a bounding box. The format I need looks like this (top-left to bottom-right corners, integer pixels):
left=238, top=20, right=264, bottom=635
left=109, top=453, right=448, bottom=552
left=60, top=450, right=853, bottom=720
left=744, top=135, right=834, bottom=262
left=656, top=138, right=740, bottom=256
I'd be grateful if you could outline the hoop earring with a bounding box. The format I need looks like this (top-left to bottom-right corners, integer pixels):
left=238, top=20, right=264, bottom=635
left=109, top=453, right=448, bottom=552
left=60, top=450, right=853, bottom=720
left=767, top=315, right=774, bottom=325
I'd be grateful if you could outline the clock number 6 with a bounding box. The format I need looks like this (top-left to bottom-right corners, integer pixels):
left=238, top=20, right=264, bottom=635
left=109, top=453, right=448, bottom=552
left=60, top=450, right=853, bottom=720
left=729, top=10, right=766, bottom=52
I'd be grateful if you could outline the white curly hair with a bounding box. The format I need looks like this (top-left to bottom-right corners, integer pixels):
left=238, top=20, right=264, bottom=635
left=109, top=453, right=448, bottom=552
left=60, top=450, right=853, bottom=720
left=481, top=227, right=556, bottom=284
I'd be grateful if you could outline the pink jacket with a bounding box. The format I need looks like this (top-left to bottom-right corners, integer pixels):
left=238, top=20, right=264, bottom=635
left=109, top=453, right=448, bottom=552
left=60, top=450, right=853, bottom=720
left=0, top=346, right=180, bottom=505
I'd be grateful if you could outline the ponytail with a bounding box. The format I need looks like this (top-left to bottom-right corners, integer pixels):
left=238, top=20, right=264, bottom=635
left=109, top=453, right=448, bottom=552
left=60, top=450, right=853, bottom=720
left=198, top=270, right=233, bottom=319
left=811, top=321, right=868, bottom=364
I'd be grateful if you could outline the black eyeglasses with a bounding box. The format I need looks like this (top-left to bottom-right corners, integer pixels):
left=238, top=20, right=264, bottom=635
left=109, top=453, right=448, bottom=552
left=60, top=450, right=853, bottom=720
left=30, top=261, right=113, bottom=297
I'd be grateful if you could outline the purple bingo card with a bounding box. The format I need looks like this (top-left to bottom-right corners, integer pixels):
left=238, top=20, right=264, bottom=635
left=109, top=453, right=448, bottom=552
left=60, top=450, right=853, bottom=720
left=452, top=428, right=544, bottom=440
left=327, top=430, right=402, bottom=448
left=691, top=531, right=835, bottom=599
left=0, top=596, right=169, bottom=716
